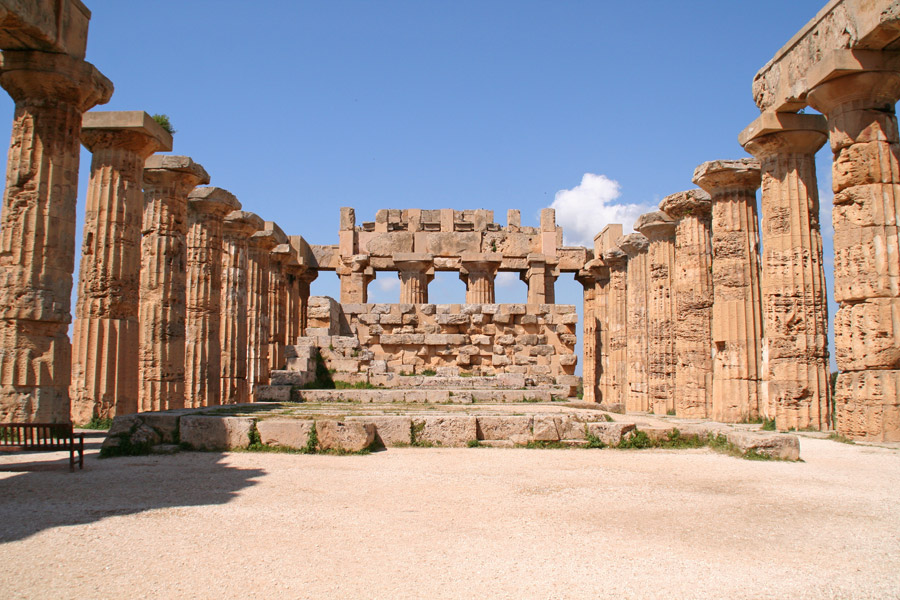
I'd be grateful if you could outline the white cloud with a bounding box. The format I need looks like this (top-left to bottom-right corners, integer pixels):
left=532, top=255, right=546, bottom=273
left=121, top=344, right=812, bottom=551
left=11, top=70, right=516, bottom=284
left=495, top=272, right=519, bottom=288
left=550, top=173, right=651, bottom=247
left=375, top=277, right=399, bottom=291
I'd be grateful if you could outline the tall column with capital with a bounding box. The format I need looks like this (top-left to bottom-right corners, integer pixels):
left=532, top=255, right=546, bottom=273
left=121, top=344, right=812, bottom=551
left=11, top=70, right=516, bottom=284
left=297, top=269, right=318, bottom=336
left=139, top=155, right=209, bottom=412
left=185, top=187, right=239, bottom=409
left=741, top=112, right=831, bottom=431
left=71, top=112, right=171, bottom=421
left=524, top=254, right=559, bottom=304
left=220, top=212, right=262, bottom=404
left=602, top=248, right=628, bottom=408
left=635, top=211, right=678, bottom=415
left=618, top=233, right=650, bottom=413
left=0, top=51, right=112, bottom=423
left=660, top=189, right=714, bottom=418
left=694, top=159, right=764, bottom=423
left=576, top=260, right=607, bottom=404
left=460, top=253, right=502, bottom=304
left=806, top=57, right=900, bottom=440
left=269, top=242, right=296, bottom=373
left=247, top=226, right=282, bottom=400
left=394, top=253, right=434, bottom=303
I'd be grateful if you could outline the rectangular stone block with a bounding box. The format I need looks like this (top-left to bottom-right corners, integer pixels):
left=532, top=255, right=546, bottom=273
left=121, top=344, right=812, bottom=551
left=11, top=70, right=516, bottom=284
left=414, top=416, right=477, bottom=447
left=380, top=333, right=425, bottom=345
left=180, top=416, right=254, bottom=451
left=256, top=418, right=313, bottom=449
left=256, top=385, right=292, bottom=401
left=315, top=420, right=376, bottom=452
left=836, top=369, right=900, bottom=442
left=437, top=313, right=470, bottom=325
left=725, top=430, right=800, bottom=461
left=476, top=416, right=533, bottom=443
left=584, top=422, right=636, bottom=445
left=346, top=416, right=412, bottom=446
left=424, top=334, right=467, bottom=345
left=834, top=298, right=900, bottom=370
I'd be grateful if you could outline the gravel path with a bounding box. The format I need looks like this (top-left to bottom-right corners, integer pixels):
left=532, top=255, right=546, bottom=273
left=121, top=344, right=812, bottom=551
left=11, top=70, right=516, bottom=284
left=1, top=433, right=898, bottom=599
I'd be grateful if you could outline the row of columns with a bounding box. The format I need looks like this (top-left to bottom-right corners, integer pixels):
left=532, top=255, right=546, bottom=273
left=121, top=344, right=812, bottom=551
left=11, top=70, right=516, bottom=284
left=338, top=252, right=560, bottom=305
left=66, top=114, right=316, bottom=421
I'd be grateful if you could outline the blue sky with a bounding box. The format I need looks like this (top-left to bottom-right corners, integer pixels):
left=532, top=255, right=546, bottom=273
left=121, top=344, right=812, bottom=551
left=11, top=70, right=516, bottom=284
left=0, top=0, right=838, bottom=371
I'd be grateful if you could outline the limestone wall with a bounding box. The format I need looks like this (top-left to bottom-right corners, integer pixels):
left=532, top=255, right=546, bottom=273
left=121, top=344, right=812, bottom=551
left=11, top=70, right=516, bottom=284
left=304, top=297, right=579, bottom=392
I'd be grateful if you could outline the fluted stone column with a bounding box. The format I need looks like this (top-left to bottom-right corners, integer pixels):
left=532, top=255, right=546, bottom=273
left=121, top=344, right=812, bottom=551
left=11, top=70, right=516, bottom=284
left=660, top=189, right=714, bottom=419
left=741, top=111, right=831, bottom=431
left=576, top=260, right=607, bottom=404
left=297, top=269, right=317, bottom=336
left=807, top=59, right=900, bottom=441
left=338, top=254, right=374, bottom=303
left=284, top=266, right=302, bottom=345
left=220, top=211, right=262, bottom=405
left=139, top=155, right=209, bottom=412
left=395, top=253, right=434, bottom=303
left=603, top=248, right=628, bottom=408
left=269, top=243, right=295, bottom=373
left=694, top=158, right=764, bottom=423
left=524, top=254, right=559, bottom=304
left=247, top=227, right=282, bottom=401
left=618, top=233, right=650, bottom=413
left=460, top=253, right=502, bottom=304
left=71, top=112, right=171, bottom=422
left=0, top=51, right=112, bottom=423
left=185, top=187, right=239, bottom=409
left=635, top=211, right=678, bottom=415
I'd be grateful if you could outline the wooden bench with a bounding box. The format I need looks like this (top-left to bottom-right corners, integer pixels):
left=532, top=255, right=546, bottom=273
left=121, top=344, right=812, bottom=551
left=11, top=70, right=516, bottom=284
left=0, top=423, right=84, bottom=471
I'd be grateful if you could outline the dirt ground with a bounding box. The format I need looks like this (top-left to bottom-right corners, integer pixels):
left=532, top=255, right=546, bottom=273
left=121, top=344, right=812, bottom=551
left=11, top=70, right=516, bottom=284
left=1, top=432, right=898, bottom=600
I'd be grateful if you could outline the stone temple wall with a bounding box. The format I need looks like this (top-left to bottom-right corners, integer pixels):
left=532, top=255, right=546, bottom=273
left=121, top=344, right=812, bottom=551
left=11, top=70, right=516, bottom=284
left=303, top=296, right=579, bottom=392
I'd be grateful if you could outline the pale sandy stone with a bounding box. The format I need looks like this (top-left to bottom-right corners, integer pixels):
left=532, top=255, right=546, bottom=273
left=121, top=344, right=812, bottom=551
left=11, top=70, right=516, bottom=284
left=414, top=416, right=477, bottom=447
left=347, top=416, right=412, bottom=446
left=256, top=418, right=313, bottom=449
left=476, top=415, right=533, bottom=443
left=180, top=415, right=253, bottom=450
left=725, top=430, right=800, bottom=461
left=315, top=420, right=376, bottom=452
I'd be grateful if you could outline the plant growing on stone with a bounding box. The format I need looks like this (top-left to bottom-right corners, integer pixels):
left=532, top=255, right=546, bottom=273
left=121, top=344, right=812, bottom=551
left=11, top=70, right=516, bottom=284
left=151, top=113, right=176, bottom=134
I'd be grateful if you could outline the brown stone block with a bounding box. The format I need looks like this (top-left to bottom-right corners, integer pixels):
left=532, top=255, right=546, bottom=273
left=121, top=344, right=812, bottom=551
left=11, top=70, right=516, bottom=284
left=835, top=370, right=900, bottom=442
left=833, top=183, right=900, bottom=226
left=832, top=141, right=900, bottom=191
left=832, top=223, right=900, bottom=302
left=180, top=415, right=253, bottom=450
left=828, top=107, right=900, bottom=150
left=315, top=420, right=375, bottom=452
left=834, top=299, right=900, bottom=370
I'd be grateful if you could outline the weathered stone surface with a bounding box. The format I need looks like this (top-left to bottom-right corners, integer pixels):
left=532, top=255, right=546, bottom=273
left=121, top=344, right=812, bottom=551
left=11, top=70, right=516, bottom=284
left=585, top=422, right=636, bottom=445
left=476, top=415, right=532, bottom=444
left=602, top=248, right=628, bottom=408
left=743, top=113, right=832, bottom=431
left=618, top=233, right=650, bottom=413
left=725, top=430, right=800, bottom=461
left=694, top=158, right=764, bottom=423
left=0, top=51, right=112, bottom=423
left=347, top=416, right=412, bottom=446
left=315, top=420, right=376, bottom=452
left=414, top=416, right=477, bottom=447
left=834, top=369, right=900, bottom=441
left=660, top=189, right=713, bottom=419
left=256, top=418, right=312, bottom=449
left=180, top=415, right=253, bottom=450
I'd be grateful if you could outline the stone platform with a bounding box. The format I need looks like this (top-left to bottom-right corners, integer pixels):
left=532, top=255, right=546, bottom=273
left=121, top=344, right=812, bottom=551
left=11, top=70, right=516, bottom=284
left=100, top=402, right=801, bottom=461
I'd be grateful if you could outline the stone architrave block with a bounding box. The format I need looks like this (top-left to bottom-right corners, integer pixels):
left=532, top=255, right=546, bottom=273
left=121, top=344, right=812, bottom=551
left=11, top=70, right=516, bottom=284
left=315, top=420, right=376, bottom=452
left=255, top=385, right=292, bottom=401
left=256, top=419, right=313, bottom=449
left=531, top=415, right=562, bottom=441
left=180, top=416, right=254, bottom=450
left=725, top=431, right=800, bottom=461
left=476, top=416, right=533, bottom=444
left=414, top=416, right=477, bottom=447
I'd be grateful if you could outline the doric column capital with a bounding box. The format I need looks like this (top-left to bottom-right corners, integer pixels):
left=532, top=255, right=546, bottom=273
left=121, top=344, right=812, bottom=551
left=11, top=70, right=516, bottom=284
left=805, top=50, right=900, bottom=114
left=394, top=252, right=435, bottom=275
left=634, top=210, right=677, bottom=241
left=144, top=155, right=210, bottom=197
left=616, top=233, right=649, bottom=258
left=0, top=49, right=112, bottom=110
left=601, top=247, right=627, bottom=268
left=658, top=188, right=711, bottom=220
left=739, top=111, right=828, bottom=158
left=188, top=186, right=240, bottom=218
left=81, top=111, right=173, bottom=157
left=223, top=210, right=264, bottom=238
left=459, top=252, right=502, bottom=276
left=692, top=158, right=761, bottom=196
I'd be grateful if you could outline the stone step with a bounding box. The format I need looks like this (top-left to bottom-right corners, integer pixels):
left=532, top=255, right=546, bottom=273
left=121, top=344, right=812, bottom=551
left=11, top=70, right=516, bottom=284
left=256, top=386, right=572, bottom=404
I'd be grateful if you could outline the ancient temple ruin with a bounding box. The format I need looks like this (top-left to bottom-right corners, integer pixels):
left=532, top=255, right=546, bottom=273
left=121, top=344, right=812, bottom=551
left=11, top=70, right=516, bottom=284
left=0, top=0, right=898, bottom=442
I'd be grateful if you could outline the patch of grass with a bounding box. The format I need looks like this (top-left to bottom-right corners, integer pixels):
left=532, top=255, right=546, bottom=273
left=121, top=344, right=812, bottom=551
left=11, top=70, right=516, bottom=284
left=410, top=420, right=435, bottom=447
left=584, top=428, right=606, bottom=449
left=827, top=432, right=856, bottom=445
left=467, top=439, right=483, bottom=448
left=550, top=396, right=567, bottom=402
left=79, top=416, right=113, bottom=430
left=657, top=428, right=705, bottom=449
left=761, top=418, right=776, bottom=431
left=333, top=380, right=380, bottom=390
left=601, top=414, right=614, bottom=423
left=523, top=440, right=568, bottom=449
left=151, top=113, right=175, bottom=134
left=420, top=369, right=437, bottom=377
left=617, top=430, right=652, bottom=449
left=459, top=372, right=473, bottom=378
left=666, top=409, right=676, bottom=416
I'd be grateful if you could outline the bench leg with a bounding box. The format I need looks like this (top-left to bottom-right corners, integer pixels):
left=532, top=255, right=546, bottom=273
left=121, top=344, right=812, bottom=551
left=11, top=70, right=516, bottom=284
left=79, top=436, right=84, bottom=469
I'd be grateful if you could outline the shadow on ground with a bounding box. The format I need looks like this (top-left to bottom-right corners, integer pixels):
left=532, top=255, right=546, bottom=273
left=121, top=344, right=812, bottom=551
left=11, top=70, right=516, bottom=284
left=0, top=432, right=264, bottom=543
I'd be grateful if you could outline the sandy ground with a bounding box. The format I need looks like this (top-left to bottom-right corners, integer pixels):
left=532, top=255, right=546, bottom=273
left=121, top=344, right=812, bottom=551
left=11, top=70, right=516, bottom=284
left=1, top=432, right=898, bottom=600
